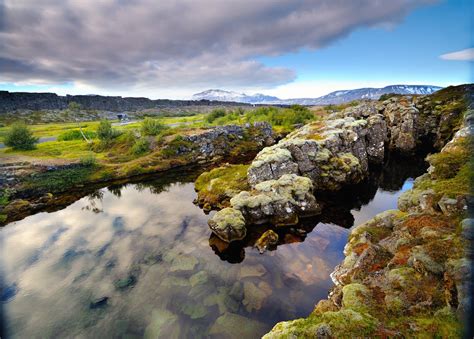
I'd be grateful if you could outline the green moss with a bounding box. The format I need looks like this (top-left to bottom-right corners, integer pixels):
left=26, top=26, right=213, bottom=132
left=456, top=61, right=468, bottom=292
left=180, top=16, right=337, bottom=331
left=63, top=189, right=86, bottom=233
left=195, top=164, right=250, bottom=208
left=24, top=166, right=97, bottom=192
left=265, top=309, right=378, bottom=338
left=161, top=135, right=194, bottom=158
left=415, top=136, right=472, bottom=198
left=427, top=137, right=471, bottom=179
left=429, top=163, right=472, bottom=197
left=386, top=307, right=462, bottom=338
left=0, top=189, right=10, bottom=206
left=342, top=283, right=371, bottom=313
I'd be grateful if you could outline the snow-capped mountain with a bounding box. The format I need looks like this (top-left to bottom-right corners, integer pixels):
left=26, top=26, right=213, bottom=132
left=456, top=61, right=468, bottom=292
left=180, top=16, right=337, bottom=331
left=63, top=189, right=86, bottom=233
left=192, top=89, right=279, bottom=104
left=300, top=85, right=443, bottom=105
left=192, top=85, right=442, bottom=105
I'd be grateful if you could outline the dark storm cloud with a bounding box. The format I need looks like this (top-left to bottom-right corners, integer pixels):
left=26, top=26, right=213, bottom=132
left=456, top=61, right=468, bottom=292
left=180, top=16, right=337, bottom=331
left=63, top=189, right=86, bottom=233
left=0, top=0, right=434, bottom=89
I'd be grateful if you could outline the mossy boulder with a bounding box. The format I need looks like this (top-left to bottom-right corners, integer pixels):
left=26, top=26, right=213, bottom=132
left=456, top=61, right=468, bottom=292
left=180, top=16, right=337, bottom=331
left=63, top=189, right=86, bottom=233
left=255, top=229, right=279, bottom=253
left=229, top=174, right=320, bottom=226
left=208, top=207, right=246, bottom=242
left=194, top=163, right=250, bottom=209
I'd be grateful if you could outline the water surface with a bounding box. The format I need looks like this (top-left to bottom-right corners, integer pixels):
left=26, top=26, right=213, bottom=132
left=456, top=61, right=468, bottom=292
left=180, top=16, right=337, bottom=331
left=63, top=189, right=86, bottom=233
left=0, top=155, right=426, bottom=338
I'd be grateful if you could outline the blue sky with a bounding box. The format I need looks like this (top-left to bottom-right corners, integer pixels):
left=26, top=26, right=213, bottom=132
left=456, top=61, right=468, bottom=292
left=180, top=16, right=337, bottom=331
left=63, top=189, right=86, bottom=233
left=0, top=0, right=472, bottom=99
left=259, top=0, right=473, bottom=98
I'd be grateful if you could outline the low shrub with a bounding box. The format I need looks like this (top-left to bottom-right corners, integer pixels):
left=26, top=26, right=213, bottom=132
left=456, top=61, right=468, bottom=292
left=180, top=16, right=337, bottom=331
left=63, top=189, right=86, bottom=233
left=141, top=117, right=167, bottom=136
left=97, top=120, right=120, bottom=142
left=131, top=138, right=150, bottom=155
left=80, top=153, right=97, bottom=166
left=4, top=123, right=38, bottom=150
left=206, top=108, right=227, bottom=123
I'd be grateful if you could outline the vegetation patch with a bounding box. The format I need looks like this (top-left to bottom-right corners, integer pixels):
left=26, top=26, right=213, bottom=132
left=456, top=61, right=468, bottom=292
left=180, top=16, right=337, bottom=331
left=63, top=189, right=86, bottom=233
left=25, top=166, right=97, bottom=192
left=195, top=164, right=250, bottom=209
left=57, top=129, right=96, bottom=141
left=3, top=123, right=38, bottom=150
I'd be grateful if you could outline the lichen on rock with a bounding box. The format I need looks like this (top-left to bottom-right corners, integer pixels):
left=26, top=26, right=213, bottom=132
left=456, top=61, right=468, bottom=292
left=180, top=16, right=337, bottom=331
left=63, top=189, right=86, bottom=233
left=208, top=207, right=246, bottom=242
left=264, top=102, right=471, bottom=338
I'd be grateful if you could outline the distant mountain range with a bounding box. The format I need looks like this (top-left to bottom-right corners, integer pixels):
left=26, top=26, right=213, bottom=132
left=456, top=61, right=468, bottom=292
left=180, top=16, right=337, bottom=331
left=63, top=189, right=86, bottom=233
left=192, top=85, right=443, bottom=105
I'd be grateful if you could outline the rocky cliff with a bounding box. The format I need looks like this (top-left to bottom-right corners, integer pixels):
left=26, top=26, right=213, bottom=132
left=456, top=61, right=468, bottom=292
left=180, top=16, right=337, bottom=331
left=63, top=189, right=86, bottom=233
left=264, top=110, right=472, bottom=338
left=205, top=85, right=471, bottom=242
left=0, top=91, right=249, bottom=113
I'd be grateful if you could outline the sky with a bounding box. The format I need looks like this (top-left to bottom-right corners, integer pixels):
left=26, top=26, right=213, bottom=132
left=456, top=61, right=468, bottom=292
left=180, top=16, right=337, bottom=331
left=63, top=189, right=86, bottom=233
left=0, top=0, right=472, bottom=99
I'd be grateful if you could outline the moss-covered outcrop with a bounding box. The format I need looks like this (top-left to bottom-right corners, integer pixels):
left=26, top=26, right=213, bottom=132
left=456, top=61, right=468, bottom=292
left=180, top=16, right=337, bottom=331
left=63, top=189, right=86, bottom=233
left=207, top=174, right=321, bottom=242
left=194, top=163, right=250, bottom=210
left=264, top=113, right=472, bottom=338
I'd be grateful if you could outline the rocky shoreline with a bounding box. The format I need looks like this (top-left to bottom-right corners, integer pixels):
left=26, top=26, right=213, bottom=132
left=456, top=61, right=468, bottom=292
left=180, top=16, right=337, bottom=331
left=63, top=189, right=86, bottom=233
left=194, top=85, right=472, bottom=336
left=205, top=85, right=470, bottom=242
left=264, top=115, right=472, bottom=337
left=0, top=122, right=275, bottom=225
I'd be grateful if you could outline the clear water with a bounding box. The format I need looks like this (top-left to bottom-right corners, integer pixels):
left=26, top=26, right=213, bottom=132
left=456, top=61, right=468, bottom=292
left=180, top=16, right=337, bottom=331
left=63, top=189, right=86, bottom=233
left=0, top=157, right=426, bottom=338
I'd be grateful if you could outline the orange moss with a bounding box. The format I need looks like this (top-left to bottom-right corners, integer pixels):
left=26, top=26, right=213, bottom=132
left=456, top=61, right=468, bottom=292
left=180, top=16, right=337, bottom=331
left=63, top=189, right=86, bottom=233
left=402, top=214, right=452, bottom=237
left=390, top=245, right=412, bottom=266
left=353, top=243, right=370, bottom=255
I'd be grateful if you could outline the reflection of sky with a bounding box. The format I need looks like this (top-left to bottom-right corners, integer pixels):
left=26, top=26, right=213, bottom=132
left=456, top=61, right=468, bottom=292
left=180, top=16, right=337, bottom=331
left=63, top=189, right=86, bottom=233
left=351, top=179, right=413, bottom=228
left=0, top=178, right=411, bottom=337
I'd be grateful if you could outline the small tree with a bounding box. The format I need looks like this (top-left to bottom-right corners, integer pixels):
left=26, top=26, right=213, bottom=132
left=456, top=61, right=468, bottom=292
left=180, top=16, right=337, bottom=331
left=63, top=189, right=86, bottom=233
left=206, top=108, right=226, bottom=123
left=141, top=117, right=166, bottom=136
left=97, top=120, right=117, bottom=142
left=4, top=123, right=38, bottom=150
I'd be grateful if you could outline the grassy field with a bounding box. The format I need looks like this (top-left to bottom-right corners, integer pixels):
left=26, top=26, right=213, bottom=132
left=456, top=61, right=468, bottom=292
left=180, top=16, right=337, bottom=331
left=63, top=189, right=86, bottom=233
left=0, top=105, right=323, bottom=166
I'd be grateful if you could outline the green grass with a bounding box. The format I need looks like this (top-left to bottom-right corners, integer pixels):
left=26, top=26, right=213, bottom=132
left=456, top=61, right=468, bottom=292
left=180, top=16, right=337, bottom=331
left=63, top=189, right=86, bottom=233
left=0, top=121, right=102, bottom=141
left=25, top=166, right=98, bottom=192
left=2, top=139, right=105, bottom=160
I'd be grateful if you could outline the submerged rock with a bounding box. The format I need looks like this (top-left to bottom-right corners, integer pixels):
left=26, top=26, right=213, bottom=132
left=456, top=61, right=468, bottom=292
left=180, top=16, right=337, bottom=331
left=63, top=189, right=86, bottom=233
left=179, top=303, right=209, bottom=319
left=89, top=296, right=109, bottom=309
left=239, top=264, right=267, bottom=279
left=144, top=308, right=180, bottom=339
left=243, top=281, right=272, bottom=312
left=209, top=312, right=268, bottom=338
left=169, top=255, right=198, bottom=272
left=255, top=230, right=279, bottom=253
left=114, top=275, right=136, bottom=290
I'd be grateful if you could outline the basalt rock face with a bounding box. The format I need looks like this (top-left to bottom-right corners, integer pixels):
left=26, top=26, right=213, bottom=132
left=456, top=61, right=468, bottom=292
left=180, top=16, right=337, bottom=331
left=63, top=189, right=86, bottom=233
left=263, top=107, right=472, bottom=338
left=341, top=85, right=472, bottom=153
left=0, top=90, right=249, bottom=113
left=230, top=174, right=321, bottom=226
left=208, top=174, right=320, bottom=242
left=247, top=116, right=387, bottom=190
left=204, top=86, right=470, bottom=242
left=248, top=85, right=470, bottom=190
left=163, top=122, right=275, bottom=161
left=182, top=122, right=274, bottom=160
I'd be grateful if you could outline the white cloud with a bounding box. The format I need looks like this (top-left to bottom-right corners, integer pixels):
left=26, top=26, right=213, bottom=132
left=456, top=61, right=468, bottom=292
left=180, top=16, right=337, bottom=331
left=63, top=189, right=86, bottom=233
left=440, top=48, right=474, bottom=61
left=0, top=0, right=433, bottom=93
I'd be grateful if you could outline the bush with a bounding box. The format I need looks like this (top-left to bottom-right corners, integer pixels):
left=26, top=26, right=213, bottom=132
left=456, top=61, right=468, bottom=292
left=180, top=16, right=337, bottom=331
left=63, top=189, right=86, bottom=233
left=206, top=108, right=227, bottom=123
left=141, top=117, right=167, bottom=136
left=131, top=138, right=150, bottom=155
left=97, top=120, right=119, bottom=141
left=79, top=153, right=97, bottom=166
left=4, top=123, right=38, bottom=150
left=58, top=129, right=96, bottom=141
